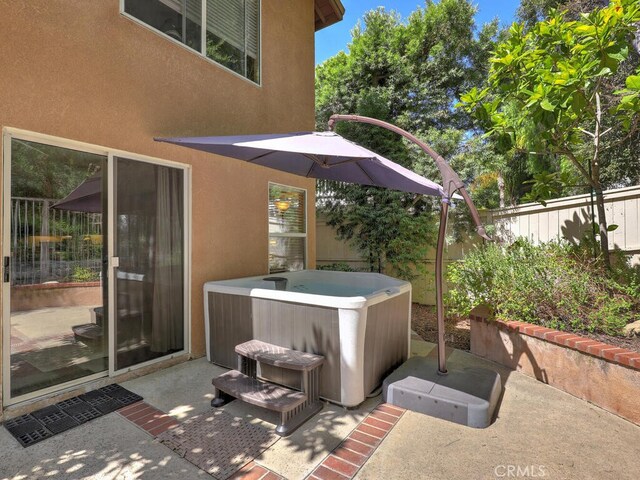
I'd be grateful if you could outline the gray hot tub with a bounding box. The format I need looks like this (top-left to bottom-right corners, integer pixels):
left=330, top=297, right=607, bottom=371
left=203, top=270, right=411, bottom=407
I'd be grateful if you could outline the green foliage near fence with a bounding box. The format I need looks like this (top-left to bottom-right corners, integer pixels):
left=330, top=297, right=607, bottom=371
left=446, top=238, right=640, bottom=336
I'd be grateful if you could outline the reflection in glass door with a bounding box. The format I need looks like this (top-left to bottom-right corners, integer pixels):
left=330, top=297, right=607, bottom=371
left=114, top=158, right=185, bottom=370
left=6, top=139, right=108, bottom=398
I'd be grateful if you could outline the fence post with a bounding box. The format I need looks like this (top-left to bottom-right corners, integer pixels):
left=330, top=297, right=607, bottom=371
left=39, top=200, right=50, bottom=282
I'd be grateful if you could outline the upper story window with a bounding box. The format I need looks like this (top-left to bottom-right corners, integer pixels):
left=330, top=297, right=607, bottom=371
left=123, top=0, right=260, bottom=84
left=268, top=183, right=306, bottom=273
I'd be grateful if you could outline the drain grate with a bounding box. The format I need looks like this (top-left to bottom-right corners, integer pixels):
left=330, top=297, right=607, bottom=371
left=4, top=414, right=54, bottom=447
left=3, top=384, right=144, bottom=447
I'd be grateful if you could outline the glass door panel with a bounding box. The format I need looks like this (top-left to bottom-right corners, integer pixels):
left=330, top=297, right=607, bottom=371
left=114, top=158, right=185, bottom=370
left=7, top=139, right=108, bottom=398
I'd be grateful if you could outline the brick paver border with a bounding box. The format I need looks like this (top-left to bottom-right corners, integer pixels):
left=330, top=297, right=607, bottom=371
left=118, top=400, right=408, bottom=480
left=117, top=401, right=180, bottom=437
left=307, top=403, right=406, bottom=480
left=118, top=401, right=284, bottom=480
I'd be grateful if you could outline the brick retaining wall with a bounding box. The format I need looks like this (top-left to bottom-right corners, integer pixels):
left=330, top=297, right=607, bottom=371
left=469, top=306, right=640, bottom=426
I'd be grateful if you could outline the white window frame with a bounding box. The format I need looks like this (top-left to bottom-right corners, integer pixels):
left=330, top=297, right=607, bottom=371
left=268, top=182, right=307, bottom=273
left=119, top=0, right=262, bottom=86
left=1, top=127, right=192, bottom=407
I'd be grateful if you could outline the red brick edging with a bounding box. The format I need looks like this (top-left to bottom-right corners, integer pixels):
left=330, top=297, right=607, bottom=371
left=118, top=402, right=284, bottom=480
left=307, top=403, right=406, bottom=480
left=230, top=461, right=283, bottom=480
left=470, top=312, right=640, bottom=371
left=118, top=401, right=406, bottom=480
left=117, top=401, right=180, bottom=437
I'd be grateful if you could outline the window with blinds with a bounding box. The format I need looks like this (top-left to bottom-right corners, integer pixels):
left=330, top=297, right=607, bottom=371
left=123, top=0, right=260, bottom=84
left=268, top=183, right=306, bottom=273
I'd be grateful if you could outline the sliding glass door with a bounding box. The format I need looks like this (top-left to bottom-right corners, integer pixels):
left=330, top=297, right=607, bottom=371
left=113, top=158, right=185, bottom=371
left=2, top=132, right=189, bottom=404
left=5, top=139, right=108, bottom=398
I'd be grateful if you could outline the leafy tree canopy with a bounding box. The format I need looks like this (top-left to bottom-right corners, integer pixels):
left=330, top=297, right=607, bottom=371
left=459, top=0, right=640, bottom=267
left=11, top=139, right=104, bottom=200
left=316, top=0, right=501, bottom=277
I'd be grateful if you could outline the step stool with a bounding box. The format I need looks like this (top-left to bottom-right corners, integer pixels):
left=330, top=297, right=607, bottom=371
left=212, top=339, right=324, bottom=436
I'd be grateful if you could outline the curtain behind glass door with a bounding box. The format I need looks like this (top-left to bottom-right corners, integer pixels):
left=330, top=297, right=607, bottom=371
left=114, top=158, right=184, bottom=370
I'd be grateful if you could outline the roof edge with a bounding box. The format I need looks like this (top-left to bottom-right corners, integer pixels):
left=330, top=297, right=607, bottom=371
left=314, top=0, right=345, bottom=32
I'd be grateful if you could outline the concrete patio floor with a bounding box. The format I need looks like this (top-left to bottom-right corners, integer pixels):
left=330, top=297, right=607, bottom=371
left=1, top=338, right=639, bottom=480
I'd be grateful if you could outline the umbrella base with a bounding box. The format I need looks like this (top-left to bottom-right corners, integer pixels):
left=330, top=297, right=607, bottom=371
left=382, top=356, right=501, bottom=428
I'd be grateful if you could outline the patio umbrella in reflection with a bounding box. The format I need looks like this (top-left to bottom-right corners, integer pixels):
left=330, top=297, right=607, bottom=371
left=52, top=174, right=102, bottom=213
left=156, top=117, right=489, bottom=375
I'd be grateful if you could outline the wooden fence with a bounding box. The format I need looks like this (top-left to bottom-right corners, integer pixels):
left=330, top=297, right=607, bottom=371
left=316, top=185, right=640, bottom=304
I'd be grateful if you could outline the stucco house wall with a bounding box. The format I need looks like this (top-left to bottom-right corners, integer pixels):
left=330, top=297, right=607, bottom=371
left=0, top=0, right=329, bottom=412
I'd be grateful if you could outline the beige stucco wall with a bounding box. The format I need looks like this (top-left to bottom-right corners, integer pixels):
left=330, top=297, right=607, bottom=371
left=0, top=0, right=318, bottom=406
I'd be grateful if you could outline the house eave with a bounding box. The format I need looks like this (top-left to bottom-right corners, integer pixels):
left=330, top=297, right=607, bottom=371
left=314, top=0, right=345, bottom=31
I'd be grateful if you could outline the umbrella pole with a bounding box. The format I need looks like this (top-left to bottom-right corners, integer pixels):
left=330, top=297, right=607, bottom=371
left=435, top=198, right=449, bottom=375
left=328, top=114, right=491, bottom=376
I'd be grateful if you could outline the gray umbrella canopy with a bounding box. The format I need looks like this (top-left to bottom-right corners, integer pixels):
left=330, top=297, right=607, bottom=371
left=52, top=174, right=103, bottom=213
left=155, top=132, right=445, bottom=197
left=156, top=128, right=466, bottom=375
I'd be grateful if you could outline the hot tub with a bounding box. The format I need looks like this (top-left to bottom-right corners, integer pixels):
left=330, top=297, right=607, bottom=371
left=203, top=270, right=411, bottom=407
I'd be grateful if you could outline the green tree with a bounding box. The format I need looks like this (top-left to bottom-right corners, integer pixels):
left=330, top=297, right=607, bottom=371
left=517, top=0, right=610, bottom=29
left=516, top=0, right=640, bottom=191
left=316, top=1, right=500, bottom=277
left=459, top=0, right=640, bottom=268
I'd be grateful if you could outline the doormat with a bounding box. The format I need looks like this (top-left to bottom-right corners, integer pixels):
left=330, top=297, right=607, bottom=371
left=3, top=384, right=143, bottom=447
left=157, top=409, right=280, bottom=480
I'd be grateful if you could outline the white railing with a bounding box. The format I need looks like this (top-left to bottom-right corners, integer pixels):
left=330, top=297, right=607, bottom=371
left=10, top=198, right=103, bottom=285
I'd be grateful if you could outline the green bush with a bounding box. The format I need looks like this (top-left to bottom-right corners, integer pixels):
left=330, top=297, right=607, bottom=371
left=446, top=238, right=639, bottom=336
left=71, top=266, right=100, bottom=283
left=316, top=263, right=358, bottom=272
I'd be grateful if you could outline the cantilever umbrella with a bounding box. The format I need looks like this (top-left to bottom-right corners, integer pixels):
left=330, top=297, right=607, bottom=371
left=156, top=120, right=488, bottom=375
left=52, top=174, right=103, bottom=213
left=156, top=131, right=444, bottom=197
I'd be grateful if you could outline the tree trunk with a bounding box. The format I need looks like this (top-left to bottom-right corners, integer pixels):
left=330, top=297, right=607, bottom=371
left=594, top=186, right=611, bottom=269
left=592, top=92, right=611, bottom=269
left=497, top=172, right=506, bottom=208
left=368, top=250, right=375, bottom=273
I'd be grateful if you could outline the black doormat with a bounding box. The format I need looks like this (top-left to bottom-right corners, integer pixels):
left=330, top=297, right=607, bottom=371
left=3, top=384, right=143, bottom=447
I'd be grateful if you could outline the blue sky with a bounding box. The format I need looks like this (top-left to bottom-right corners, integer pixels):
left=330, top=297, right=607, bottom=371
left=315, top=0, right=519, bottom=65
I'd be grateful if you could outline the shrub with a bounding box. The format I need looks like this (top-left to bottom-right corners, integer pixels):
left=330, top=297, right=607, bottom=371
left=72, top=266, right=100, bottom=283
left=316, top=263, right=358, bottom=272
left=446, top=238, right=639, bottom=336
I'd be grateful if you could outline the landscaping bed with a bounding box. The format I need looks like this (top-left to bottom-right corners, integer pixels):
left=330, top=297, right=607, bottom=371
left=445, top=239, right=640, bottom=353
left=411, top=303, right=640, bottom=354
left=411, top=303, right=471, bottom=351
